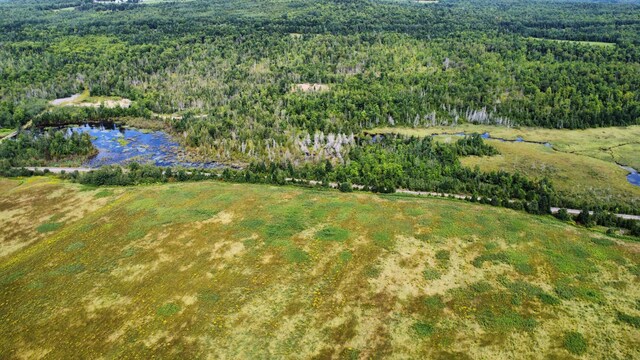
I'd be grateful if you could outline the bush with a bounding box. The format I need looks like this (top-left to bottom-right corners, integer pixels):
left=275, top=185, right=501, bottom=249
left=435, top=250, right=450, bottom=261
left=554, top=208, right=571, bottom=221
left=563, top=331, right=588, bottom=355
left=617, top=312, right=640, bottom=328
left=422, top=266, right=441, bottom=280
left=412, top=322, right=435, bottom=337
left=338, top=181, right=353, bottom=192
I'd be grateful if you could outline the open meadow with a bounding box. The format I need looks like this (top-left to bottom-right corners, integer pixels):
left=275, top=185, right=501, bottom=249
left=1, top=177, right=639, bottom=358
left=371, top=126, right=640, bottom=210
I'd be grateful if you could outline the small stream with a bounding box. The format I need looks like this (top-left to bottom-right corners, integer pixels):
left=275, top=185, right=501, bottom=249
left=60, top=123, right=221, bottom=169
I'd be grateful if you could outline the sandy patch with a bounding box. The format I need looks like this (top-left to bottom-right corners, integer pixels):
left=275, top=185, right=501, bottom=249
left=84, top=293, right=132, bottom=317
left=209, top=240, right=245, bottom=262
left=195, top=211, right=235, bottom=230
left=370, top=235, right=435, bottom=300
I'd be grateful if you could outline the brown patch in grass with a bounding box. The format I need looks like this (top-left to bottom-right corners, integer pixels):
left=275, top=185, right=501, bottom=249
left=292, top=83, right=330, bottom=93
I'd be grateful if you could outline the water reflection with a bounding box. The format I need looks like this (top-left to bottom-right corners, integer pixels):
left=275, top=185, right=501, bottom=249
left=61, top=123, right=220, bottom=169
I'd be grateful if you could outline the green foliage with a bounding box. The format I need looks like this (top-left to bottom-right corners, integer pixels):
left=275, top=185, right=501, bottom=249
left=537, top=293, right=561, bottom=306
left=470, top=281, right=493, bottom=294
left=338, top=182, right=353, bottom=193
left=423, top=295, right=445, bottom=312
left=0, top=130, right=95, bottom=166
left=456, top=134, right=499, bottom=156
left=472, top=252, right=510, bottom=268
left=563, top=331, right=588, bottom=355
left=554, top=282, right=604, bottom=304
left=94, top=189, right=113, bottom=198
left=617, top=312, right=640, bottom=329
left=422, top=266, right=441, bottom=281
left=157, top=303, right=180, bottom=317
left=315, top=226, right=349, bottom=242
left=412, top=322, right=435, bottom=337
left=590, top=237, right=615, bottom=246
left=36, top=222, right=63, bottom=233
left=435, top=250, right=450, bottom=261
left=476, top=308, right=537, bottom=333
left=372, top=231, right=393, bottom=249
left=554, top=208, right=572, bottom=222
left=52, top=263, right=85, bottom=275
left=198, top=291, right=220, bottom=304
left=65, top=242, right=85, bottom=252
left=284, top=247, right=310, bottom=264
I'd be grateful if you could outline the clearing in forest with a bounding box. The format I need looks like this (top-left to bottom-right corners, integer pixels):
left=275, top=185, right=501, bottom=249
left=50, top=90, right=131, bottom=109
left=292, top=83, right=330, bottom=93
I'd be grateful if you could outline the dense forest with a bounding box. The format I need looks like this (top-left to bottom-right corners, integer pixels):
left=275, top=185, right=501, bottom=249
left=1, top=0, right=640, bottom=164
left=0, top=129, right=96, bottom=166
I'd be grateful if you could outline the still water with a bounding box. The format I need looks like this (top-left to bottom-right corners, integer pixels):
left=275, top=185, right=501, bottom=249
left=63, top=123, right=220, bottom=169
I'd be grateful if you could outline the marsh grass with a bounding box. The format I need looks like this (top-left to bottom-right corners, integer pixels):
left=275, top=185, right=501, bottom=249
left=371, top=125, right=640, bottom=208
left=0, top=178, right=638, bottom=358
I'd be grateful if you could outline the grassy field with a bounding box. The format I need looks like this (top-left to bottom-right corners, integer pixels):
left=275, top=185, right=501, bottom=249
left=371, top=125, right=640, bottom=208
left=1, top=177, right=639, bottom=358
left=369, top=125, right=640, bottom=169
left=458, top=141, right=640, bottom=209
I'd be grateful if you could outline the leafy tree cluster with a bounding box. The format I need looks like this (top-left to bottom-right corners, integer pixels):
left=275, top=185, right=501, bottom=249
left=455, top=134, right=500, bottom=156
left=554, top=207, right=640, bottom=237
left=221, top=135, right=555, bottom=215
left=64, top=162, right=214, bottom=186
left=0, top=129, right=96, bottom=166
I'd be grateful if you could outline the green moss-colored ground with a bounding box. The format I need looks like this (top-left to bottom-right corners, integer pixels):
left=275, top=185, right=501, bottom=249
left=1, top=178, right=639, bottom=358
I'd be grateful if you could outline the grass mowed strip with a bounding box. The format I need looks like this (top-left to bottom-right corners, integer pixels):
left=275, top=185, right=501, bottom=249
left=0, top=178, right=639, bottom=358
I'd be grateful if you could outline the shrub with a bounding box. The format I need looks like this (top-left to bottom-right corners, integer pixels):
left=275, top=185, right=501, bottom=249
left=435, top=250, right=450, bottom=261
left=554, top=208, right=571, bottom=221
left=563, top=331, right=587, bottom=355
left=423, top=266, right=441, bottom=280
left=338, top=181, right=353, bottom=192
left=412, top=321, right=435, bottom=337
left=617, top=312, right=640, bottom=328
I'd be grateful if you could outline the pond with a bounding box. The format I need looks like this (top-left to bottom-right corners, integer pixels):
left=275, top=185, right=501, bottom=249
left=61, top=123, right=221, bottom=169
left=621, top=166, right=640, bottom=187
